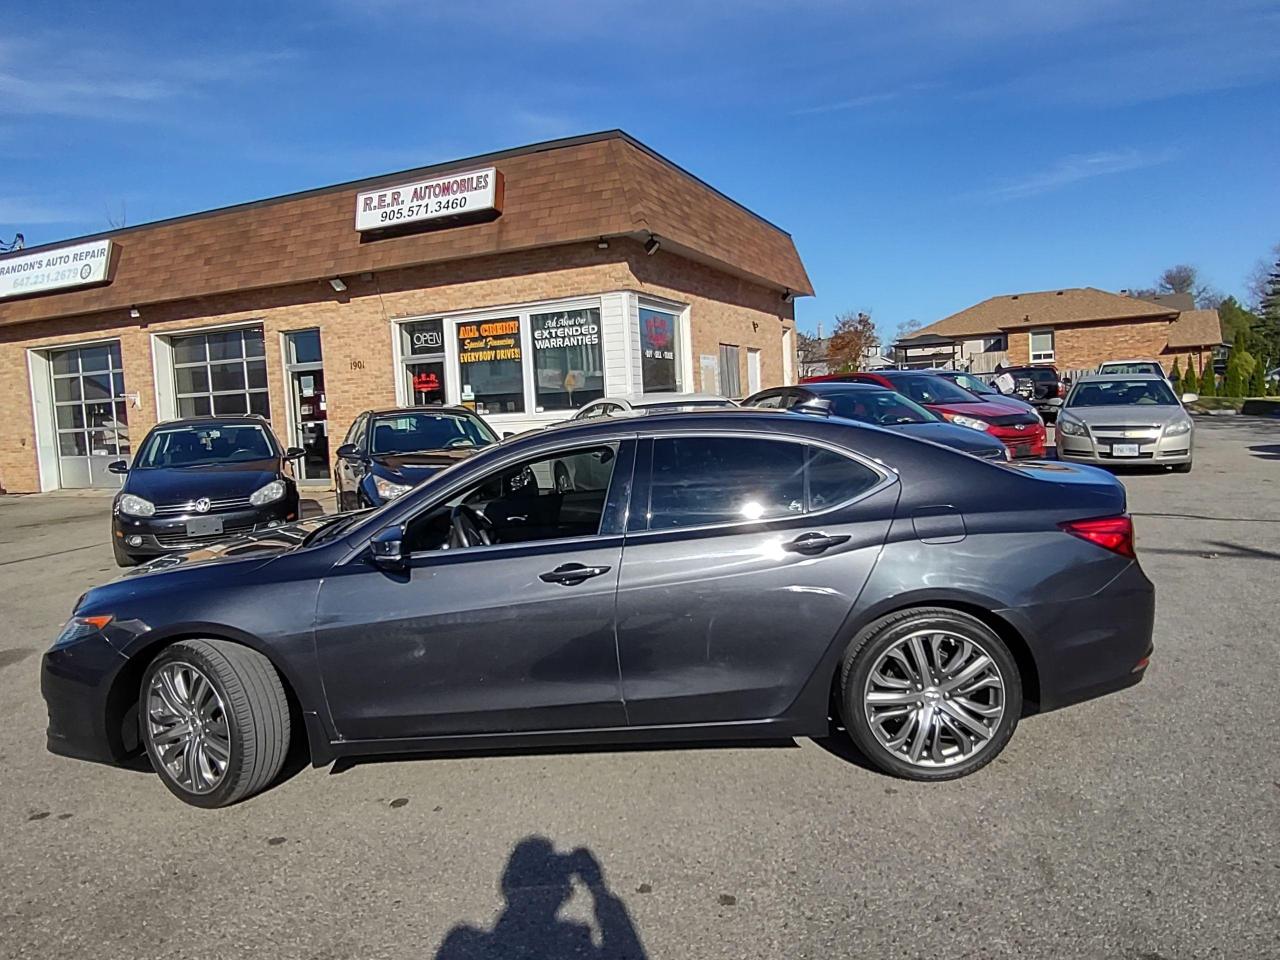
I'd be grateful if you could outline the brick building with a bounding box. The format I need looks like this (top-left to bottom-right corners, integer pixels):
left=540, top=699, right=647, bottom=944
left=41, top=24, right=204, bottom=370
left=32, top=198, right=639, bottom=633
left=896, top=287, right=1225, bottom=375
left=0, top=131, right=811, bottom=493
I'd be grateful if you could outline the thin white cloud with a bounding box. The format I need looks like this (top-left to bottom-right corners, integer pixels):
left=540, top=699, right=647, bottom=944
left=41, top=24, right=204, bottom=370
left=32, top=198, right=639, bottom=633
left=974, top=147, right=1178, bottom=202
left=0, top=41, right=296, bottom=120
left=792, top=82, right=939, bottom=116
left=0, top=197, right=85, bottom=225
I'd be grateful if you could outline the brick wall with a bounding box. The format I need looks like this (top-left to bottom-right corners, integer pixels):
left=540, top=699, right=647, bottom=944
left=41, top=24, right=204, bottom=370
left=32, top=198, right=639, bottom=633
left=0, top=239, right=794, bottom=492
left=1006, top=318, right=1175, bottom=371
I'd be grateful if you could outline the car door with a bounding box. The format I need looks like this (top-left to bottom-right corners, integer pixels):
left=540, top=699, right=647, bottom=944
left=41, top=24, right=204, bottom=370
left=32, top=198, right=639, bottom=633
left=335, top=414, right=368, bottom=510
left=313, top=438, right=636, bottom=742
left=615, top=432, right=898, bottom=726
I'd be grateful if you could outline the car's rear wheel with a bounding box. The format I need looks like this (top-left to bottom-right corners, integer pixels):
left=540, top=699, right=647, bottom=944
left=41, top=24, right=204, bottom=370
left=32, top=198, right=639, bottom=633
left=140, top=639, right=291, bottom=807
left=839, top=608, right=1021, bottom=780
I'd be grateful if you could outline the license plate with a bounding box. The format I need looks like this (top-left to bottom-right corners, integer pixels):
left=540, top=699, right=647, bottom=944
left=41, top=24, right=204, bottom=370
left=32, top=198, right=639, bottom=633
left=185, top=517, right=224, bottom=537
left=1111, top=443, right=1140, bottom=457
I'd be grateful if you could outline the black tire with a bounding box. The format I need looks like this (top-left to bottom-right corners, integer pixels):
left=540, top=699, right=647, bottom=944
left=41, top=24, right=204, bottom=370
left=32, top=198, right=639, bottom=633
left=838, top=607, right=1022, bottom=781
left=1172, top=461, right=1192, bottom=473
left=140, top=639, right=291, bottom=807
left=112, top=539, right=139, bottom=567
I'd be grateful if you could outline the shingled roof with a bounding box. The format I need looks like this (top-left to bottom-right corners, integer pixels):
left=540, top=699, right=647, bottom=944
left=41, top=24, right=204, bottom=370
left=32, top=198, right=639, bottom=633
left=916, top=287, right=1177, bottom=338
left=0, top=130, right=812, bottom=329
left=1166, top=309, right=1225, bottom=348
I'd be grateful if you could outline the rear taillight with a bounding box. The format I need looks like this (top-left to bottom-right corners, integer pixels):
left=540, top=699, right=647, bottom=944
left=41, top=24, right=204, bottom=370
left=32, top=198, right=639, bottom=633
left=1059, top=515, right=1135, bottom=558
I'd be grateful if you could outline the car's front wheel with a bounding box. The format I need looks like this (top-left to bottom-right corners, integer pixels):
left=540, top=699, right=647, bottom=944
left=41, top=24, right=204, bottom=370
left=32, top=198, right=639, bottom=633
left=140, top=639, right=291, bottom=807
left=840, top=608, right=1022, bottom=780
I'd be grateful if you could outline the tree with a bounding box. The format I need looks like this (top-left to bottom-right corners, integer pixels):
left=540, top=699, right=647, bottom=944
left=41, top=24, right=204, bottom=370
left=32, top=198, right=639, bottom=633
left=1254, top=248, right=1280, bottom=365
left=1217, top=297, right=1258, bottom=355
left=1198, top=356, right=1216, bottom=397
left=1248, top=358, right=1265, bottom=397
left=1130, top=264, right=1221, bottom=308
left=1223, top=352, right=1243, bottom=397
left=826, top=311, right=878, bottom=373
left=1169, top=358, right=1182, bottom=391
left=891, top=318, right=922, bottom=346
left=1159, top=264, right=1197, bottom=296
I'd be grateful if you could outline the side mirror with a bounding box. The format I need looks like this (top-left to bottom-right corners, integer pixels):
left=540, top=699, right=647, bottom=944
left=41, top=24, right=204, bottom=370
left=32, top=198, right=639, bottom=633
left=1181, top=392, right=1199, bottom=404
left=369, top=524, right=407, bottom=572
left=336, top=443, right=362, bottom=461
left=107, top=460, right=129, bottom=475
left=284, top=446, right=306, bottom=460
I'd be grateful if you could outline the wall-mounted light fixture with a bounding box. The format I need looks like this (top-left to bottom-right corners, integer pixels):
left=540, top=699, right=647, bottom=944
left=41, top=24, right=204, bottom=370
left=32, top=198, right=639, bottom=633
left=128, top=306, right=141, bottom=319
left=329, top=277, right=348, bottom=292
left=781, top=289, right=794, bottom=304
left=596, top=237, right=609, bottom=249
left=644, top=235, right=661, bottom=256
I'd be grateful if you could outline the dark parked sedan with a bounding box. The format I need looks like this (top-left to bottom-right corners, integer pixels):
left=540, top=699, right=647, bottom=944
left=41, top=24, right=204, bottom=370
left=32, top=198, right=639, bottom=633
left=108, top=416, right=302, bottom=566
left=334, top=406, right=498, bottom=509
left=742, top=383, right=1009, bottom=460
left=44, top=409, right=1153, bottom=806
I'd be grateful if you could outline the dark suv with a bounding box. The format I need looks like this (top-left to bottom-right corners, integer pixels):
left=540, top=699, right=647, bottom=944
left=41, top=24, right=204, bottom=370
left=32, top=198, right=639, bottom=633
left=999, top=366, right=1066, bottom=421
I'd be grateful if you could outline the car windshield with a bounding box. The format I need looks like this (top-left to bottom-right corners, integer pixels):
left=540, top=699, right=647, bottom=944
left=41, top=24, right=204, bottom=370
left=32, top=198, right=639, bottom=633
left=134, top=423, right=275, bottom=468
left=1099, top=362, right=1162, bottom=375
left=370, top=412, right=497, bottom=454
left=823, top=389, right=938, bottom=425
left=883, top=374, right=980, bottom=405
left=945, top=373, right=996, bottom=395
left=1068, top=379, right=1178, bottom=407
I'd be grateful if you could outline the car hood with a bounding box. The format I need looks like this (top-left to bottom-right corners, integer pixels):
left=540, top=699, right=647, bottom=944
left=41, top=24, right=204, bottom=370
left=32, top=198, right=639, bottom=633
left=925, top=399, right=1024, bottom=420
left=120, top=516, right=333, bottom=580
left=1062, top=405, right=1189, bottom=427
left=890, top=421, right=1007, bottom=459
left=124, top=459, right=280, bottom=505
left=371, top=448, right=482, bottom=483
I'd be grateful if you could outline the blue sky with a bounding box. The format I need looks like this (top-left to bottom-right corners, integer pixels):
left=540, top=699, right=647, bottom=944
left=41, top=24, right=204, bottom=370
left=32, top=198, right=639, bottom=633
left=2, top=0, right=1278, bottom=342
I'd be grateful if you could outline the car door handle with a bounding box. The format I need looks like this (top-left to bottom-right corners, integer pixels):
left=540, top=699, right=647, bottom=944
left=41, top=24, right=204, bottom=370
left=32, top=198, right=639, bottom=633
left=539, top=563, right=612, bottom=585
left=783, top=532, right=851, bottom=555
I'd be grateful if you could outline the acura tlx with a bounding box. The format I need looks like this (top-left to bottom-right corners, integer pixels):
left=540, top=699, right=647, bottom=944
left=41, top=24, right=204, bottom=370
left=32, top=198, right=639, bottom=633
left=44, top=409, right=1152, bottom=807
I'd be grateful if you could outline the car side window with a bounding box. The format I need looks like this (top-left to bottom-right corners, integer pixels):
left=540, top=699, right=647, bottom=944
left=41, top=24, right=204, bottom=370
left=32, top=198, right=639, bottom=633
left=343, top=415, right=363, bottom=446
left=403, top=443, right=621, bottom=552
left=647, top=437, right=805, bottom=529
left=351, top=415, right=368, bottom=451
left=807, top=447, right=882, bottom=511
left=750, top=392, right=784, bottom=409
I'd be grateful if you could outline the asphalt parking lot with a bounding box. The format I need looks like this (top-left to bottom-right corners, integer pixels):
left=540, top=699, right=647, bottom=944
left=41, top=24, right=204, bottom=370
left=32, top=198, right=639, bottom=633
left=2, top=417, right=1278, bottom=960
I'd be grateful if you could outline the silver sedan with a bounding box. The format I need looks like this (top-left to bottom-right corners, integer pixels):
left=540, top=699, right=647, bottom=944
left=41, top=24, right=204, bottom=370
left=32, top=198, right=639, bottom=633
left=1055, top=373, right=1196, bottom=472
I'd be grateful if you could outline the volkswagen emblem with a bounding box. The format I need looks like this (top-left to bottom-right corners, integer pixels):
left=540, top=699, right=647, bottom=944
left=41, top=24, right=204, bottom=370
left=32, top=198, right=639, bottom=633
left=193, top=498, right=211, bottom=514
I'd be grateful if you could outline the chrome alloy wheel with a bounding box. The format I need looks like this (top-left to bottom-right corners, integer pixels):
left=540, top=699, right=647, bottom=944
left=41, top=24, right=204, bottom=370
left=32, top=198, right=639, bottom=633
left=863, top=629, right=1006, bottom=768
left=146, top=661, right=231, bottom=794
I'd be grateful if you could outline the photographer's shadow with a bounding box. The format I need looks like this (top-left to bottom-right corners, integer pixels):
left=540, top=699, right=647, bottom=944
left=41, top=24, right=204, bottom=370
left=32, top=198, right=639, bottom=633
left=435, top=836, right=647, bottom=960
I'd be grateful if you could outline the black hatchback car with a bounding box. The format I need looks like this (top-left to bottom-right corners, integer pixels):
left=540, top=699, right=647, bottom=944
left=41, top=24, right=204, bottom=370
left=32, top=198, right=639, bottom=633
left=45, top=409, right=1153, bottom=806
left=334, top=406, right=498, bottom=509
left=108, top=416, right=302, bottom=566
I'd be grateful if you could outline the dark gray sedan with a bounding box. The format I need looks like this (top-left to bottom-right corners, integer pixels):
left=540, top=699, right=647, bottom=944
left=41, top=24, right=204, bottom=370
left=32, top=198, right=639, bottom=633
left=42, top=409, right=1153, bottom=806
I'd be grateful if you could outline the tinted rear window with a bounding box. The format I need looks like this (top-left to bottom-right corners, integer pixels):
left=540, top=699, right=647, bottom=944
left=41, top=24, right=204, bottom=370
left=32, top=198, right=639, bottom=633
left=647, top=437, right=880, bottom=529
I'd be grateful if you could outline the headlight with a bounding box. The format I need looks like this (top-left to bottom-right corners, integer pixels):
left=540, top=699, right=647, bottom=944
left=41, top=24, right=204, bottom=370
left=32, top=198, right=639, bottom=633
left=944, top=413, right=990, bottom=432
left=1164, top=418, right=1192, bottom=436
left=374, top=475, right=415, bottom=500
left=117, top=493, right=155, bottom=517
left=249, top=479, right=286, bottom=506
left=51, top=614, right=113, bottom=650
left=1057, top=416, right=1087, bottom=437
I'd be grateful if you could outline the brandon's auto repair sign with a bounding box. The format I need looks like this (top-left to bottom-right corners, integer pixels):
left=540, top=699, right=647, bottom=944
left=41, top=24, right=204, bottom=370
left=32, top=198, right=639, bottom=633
left=0, top=239, right=113, bottom=300
left=355, top=167, right=503, bottom=232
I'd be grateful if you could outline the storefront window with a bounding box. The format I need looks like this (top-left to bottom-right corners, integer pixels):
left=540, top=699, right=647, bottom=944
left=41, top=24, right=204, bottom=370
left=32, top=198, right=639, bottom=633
left=640, top=307, right=679, bottom=392
left=457, top=317, right=524, bottom=415
left=401, top=320, right=447, bottom=405
left=531, top=307, right=604, bottom=411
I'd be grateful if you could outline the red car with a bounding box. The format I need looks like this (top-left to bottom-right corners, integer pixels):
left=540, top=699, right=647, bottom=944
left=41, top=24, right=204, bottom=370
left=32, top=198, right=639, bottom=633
left=803, top=371, right=1046, bottom=458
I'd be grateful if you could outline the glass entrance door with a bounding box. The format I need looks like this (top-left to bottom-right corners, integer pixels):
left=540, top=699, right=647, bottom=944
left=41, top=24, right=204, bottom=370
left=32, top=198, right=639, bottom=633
left=49, top=342, right=130, bottom=489
left=284, top=331, right=329, bottom=483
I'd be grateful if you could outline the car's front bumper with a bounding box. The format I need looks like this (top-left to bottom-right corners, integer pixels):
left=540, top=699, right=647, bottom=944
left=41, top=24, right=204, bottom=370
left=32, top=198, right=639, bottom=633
left=112, top=497, right=299, bottom=559
left=990, top=425, right=1047, bottom=459
left=41, top=632, right=135, bottom=765
left=1057, top=430, right=1192, bottom=465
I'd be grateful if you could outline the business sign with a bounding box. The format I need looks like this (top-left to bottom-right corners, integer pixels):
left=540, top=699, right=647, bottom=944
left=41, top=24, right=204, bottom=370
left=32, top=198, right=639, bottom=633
left=0, top=239, right=113, bottom=300
left=532, top=310, right=600, bottom=351
left=458, top=318, right=521, bottom=365
left=355, top=167, right=502, bottom=232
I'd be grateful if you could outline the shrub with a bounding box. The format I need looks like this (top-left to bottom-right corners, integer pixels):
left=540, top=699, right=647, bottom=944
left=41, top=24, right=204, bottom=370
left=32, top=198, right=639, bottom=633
left=1198, top=359, right=1216, bottom=397
left=1223, top=353, right=1243, bottom=397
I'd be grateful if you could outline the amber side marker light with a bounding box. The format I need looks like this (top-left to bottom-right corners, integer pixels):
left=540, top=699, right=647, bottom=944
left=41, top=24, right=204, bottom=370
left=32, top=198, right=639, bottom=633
left=1058, top=515, right=1136, bottom=559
